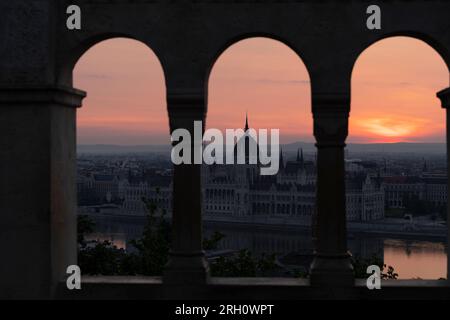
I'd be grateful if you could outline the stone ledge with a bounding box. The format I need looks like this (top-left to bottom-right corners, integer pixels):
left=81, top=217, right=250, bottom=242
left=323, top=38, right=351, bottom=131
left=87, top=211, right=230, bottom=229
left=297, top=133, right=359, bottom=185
left=82, top=276, right=163, bottom=284
left=356, top=279, right=449, bottom=288
left=209, top=277, right=310, bottom=287
left=437, top=87, right=450, bottom=109
left=0, top=86, right=86, bottom=108
left=56, top=277, right=450, bottom=300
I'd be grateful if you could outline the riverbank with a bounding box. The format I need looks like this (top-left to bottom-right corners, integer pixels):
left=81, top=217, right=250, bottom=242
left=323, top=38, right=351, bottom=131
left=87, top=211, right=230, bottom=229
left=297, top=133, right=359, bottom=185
left=80, top=212, right=447, bottom=241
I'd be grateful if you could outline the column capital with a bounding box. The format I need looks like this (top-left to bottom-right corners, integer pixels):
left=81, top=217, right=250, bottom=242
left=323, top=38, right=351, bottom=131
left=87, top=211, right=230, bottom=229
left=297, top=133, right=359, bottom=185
left=312, top=92, right=350, bottom=114
left=312, top=92, right=349, bottom=148
left=167, top=89, right=206, bottom=132
left=167, top=89, right=206, bottom=111
left=167, top=88, right=205, bottom=104
left=437, top=87, right=450, bottom=109
left=0, top=85, right=86, bottom=108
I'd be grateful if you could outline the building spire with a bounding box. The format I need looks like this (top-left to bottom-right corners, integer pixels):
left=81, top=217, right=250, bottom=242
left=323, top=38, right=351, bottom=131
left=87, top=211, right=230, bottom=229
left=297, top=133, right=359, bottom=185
left=244, top=112, right=249, bottom=131
left=280, top=148, right=285, bottom=170
left=423, top=158, right=428, bottom=173
left=296, top=148, right=301, bottom=162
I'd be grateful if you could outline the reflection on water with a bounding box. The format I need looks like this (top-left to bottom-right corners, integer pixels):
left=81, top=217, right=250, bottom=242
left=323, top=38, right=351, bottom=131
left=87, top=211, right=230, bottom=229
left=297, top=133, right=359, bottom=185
left=84, top=215, right=447, bottom=279
left=383, top=239, right=447, bottom=279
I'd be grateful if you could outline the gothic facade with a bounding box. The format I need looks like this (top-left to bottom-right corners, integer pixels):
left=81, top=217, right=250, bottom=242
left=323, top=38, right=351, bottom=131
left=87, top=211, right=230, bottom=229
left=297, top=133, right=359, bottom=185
left=203, top=117, right=385, bottom=223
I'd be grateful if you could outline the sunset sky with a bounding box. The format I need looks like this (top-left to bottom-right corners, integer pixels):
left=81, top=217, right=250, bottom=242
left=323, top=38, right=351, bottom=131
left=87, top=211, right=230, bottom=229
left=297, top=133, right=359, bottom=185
left=74, top=37, right=449, bottom=145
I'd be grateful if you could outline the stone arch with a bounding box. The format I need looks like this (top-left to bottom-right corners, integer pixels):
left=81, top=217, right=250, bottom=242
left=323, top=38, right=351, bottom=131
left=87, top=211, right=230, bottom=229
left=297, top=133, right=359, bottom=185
left=204, top=35, right=313, bottom=139
left=351, top=32, right=450, bottom=80
left=58, top=33, right=167, bottom=87
left=350, top=35, right=449, bottom=139
left=205, top=34, right=313, bottom=96
left=71, top=35, right=169, bottom=139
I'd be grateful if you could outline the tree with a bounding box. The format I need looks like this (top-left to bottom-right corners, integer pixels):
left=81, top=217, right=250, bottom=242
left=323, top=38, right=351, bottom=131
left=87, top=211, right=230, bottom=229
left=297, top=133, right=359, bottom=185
left=209, top=250, right=276, bottom=277
left=78, top=214, right=136, bottom=275
left=78, top=199, right=276, bottom=277
left=352, top=255, right=398, bottom=280
left=77, top=214, right=95, bottom=248
left=126, top=199, right=171, bottom=275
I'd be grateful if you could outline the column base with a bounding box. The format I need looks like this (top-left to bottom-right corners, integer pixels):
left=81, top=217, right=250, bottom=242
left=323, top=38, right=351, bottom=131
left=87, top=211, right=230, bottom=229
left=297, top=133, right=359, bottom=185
left=163, top=251, right=209, bottom=285
left=309, top=252, right=354, bottom=287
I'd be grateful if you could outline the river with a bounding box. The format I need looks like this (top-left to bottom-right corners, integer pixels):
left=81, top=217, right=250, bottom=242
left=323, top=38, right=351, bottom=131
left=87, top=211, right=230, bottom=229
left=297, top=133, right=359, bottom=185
left=84, top=214, right=447, bottom=280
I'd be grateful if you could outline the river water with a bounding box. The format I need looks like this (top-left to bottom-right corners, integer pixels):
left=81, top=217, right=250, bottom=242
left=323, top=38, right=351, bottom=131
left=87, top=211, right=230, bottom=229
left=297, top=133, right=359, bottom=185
left=84, top=215, right=447, bottom=279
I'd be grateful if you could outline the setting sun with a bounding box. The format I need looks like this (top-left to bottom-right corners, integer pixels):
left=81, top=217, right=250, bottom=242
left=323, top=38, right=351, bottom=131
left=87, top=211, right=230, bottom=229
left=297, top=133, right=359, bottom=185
left=350, top=37, right=448, bottom=143
left=362, top=118, right=416, bottom=137
left=351, top=116, right=434, bottom=142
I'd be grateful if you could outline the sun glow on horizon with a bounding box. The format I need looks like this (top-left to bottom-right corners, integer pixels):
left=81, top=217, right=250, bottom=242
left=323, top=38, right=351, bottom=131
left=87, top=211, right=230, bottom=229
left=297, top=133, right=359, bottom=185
left=350, top=37, right=448, bottom=144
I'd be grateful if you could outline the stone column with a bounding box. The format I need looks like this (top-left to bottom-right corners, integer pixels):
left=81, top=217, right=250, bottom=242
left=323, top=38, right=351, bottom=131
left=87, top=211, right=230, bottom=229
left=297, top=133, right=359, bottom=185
left=163, top=90, right=209, bottom=286
left=309, top=93, right=354, bottom=287
left=0, top=86, right=86, bottom=299
left=437, top=87, right=450, bottom=282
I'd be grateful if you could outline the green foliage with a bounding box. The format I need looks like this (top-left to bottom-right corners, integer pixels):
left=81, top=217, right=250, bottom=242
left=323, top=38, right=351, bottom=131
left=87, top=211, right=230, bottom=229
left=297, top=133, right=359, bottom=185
left=352, top=255, right=398, bottom=280
left=79, top=208, right=397, bottom=279
left=78, top=214, right=138, bottom=275
left=127, top=199, right=171, bottom=276
left=383, top=265, right=399, bottom=280
left=77, top=214, right=95, bottom=248
left=210, top=250, right=277, bottom=277
left=78, top=201, right=276, bottom=277
left=78, top=240, right=137, bottom=275
left=292, top=269, right=309, bottom=278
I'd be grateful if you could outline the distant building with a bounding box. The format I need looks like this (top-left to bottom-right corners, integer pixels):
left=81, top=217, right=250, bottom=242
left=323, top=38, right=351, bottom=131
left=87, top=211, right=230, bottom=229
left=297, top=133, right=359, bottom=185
left=77, top=175, right=94, bottom=205
left=77, top=117, right=389, bottom=222
left=203, top=155, right=316, bottom=220
left=77, top=173, right=128, bottom=206
left=382, top=176, right=423, bottom=209
left=346, top=174, right=384, bottom=221
left=382, top=173, right=447, bottom=210
left=121, top=170, right=172, bottom=216
left=423, top=174, right=447, bottom=207
left=202, top=116, right=384, bottom=222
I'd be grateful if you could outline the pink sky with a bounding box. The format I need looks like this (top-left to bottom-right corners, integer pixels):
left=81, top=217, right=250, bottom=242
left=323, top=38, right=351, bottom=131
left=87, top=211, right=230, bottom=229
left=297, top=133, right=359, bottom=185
left=74, top=37, right=449, bottom=145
